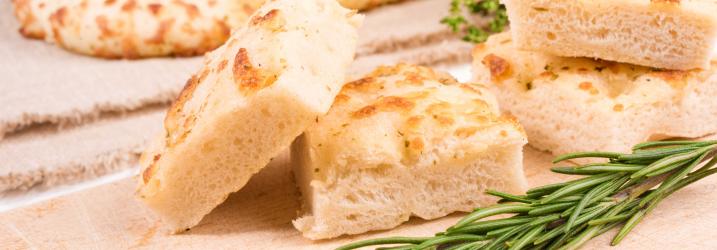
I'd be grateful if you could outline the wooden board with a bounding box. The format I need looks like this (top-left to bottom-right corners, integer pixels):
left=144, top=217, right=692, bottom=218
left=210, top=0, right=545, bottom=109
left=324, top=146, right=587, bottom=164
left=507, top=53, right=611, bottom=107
left=2, top=144, right=717, bottom=249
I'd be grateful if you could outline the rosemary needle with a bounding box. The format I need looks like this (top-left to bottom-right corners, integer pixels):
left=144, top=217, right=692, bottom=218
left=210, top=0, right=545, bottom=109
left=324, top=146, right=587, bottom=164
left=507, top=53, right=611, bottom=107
left=336, top=140, right=717, bottom=250
left=488, top=190, right=535, bottom=204
left=587, top=213, right=631, bottom=226
left=451, top=204, right=532, bottom=229
left=334, top=237, right=431, bottom=250
left=447, top=217, right=533, bottom=235
left=632, top=140, right=717, bottom=150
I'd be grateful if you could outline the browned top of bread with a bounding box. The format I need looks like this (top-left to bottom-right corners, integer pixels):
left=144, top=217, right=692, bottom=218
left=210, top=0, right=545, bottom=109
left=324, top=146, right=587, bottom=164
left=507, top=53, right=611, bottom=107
left=140, top=1, right=362, bottom=184
left=473, top=32, right=715, bottom=101
left=303, top=64, right=525, bottom=175
left=12, top=0, right=263, bottom=58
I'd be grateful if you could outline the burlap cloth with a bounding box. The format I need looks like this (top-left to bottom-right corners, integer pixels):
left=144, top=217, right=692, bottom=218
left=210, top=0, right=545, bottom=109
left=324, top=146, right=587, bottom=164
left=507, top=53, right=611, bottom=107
left=0, top=0, right=472, bottom=193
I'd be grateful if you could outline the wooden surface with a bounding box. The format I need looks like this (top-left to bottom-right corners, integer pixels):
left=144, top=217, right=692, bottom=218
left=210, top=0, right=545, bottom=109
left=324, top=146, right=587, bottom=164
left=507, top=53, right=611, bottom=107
left=1, top=145, right=717, bottom=249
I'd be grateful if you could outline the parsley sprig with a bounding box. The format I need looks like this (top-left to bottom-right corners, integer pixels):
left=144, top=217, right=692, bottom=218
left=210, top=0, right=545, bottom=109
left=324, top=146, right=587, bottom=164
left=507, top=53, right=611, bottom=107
left=441, top=0, right=508, bottom=43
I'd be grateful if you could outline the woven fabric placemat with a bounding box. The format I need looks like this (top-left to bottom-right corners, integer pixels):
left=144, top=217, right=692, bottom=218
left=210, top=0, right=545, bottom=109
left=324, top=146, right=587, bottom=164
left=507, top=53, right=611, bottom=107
left=0, top=0, right=458, bottom=139
left=0, top=1, right=200, bottom=139
left=0, top=107, right=165, bottom=193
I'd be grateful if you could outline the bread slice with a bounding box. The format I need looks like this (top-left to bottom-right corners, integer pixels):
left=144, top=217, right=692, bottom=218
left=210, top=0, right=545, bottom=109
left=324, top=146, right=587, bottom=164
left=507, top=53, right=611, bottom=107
left=291, top=64, right=528, bottom=240
left=11, top=0, right=264, bottom=58
left=502, top=0, right=717, bottom=70
left=137, top=0, right=362, bottom=232
left=472, top=32, right=717, bottom=156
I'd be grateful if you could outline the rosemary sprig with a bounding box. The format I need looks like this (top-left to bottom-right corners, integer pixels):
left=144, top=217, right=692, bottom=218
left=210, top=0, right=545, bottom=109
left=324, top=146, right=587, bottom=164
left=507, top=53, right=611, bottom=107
left=336, top=140, right=717, bottom=250
left=441, top=0, right=508, bottom=43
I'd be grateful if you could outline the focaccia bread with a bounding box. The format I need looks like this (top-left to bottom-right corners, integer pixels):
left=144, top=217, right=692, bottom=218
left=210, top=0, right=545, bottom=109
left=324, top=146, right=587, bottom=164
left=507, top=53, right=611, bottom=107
left=502, top=0, right=717, bottom=70
left=11, top=0, right=264, bottom=58
left=11, top=0, right=408, bottom=59
left=292, top=64, right=528, bottom=240
left=472, top=32, right=717, bottom=156
left=137, top=0, right=362, bottom=232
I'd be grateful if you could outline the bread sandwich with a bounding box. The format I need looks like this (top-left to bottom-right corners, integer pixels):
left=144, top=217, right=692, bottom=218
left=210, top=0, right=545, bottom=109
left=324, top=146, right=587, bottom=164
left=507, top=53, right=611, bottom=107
left=502, top=0, right=717, bottom=70
left=12, top=0, right=263, bottom=58
left=137, top=0, right=362, bottom=231
left=472, top=32, right=717, bottom=156
left=292, top=64, right=529, bottom=239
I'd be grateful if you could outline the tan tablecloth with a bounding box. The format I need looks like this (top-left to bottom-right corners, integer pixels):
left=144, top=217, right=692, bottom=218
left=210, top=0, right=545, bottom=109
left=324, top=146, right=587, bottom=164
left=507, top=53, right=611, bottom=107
left=0, top=0, right=472, bottom=193
left=3, top=142, right=717, bottom=249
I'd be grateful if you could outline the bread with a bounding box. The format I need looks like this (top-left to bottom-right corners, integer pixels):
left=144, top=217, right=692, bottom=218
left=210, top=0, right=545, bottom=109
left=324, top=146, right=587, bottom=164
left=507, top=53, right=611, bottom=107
left=502, top=0, right=717, bottom=70
left=291, top=64, right=528, bottom=240
left=472, top=32, right=717, bottom=157
left=338, top=0, right=402, bottom=10
left=11, top=0, right=408, bottom=59
left=137, top=0, right=362, bottom=232
left=11, top=0, right=263, bottom=58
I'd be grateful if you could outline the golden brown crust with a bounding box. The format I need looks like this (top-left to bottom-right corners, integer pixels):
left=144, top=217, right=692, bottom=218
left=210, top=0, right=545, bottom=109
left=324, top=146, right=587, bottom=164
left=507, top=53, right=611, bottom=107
left=473, top=32, right=702, bottom=97
left=163, top=75, right=199, bottom=148
left=344, top=77, right=383, bottom=93
left=351, top=96, right=415, bottom=119
left=142, top=154, right=161, bottom=184
left=307, top=63, right=525, bottom=170
left=650, top=0, right=681, bottom=6
left=250, top=9, right=279, bottom=26
left=11, top=0, right=261, bottom=59
left=13, top=0, right=45, bottom=39
left=233, top=48, right=279, bottom=95
left=482, top=54, right=511, bottom=81
left=48, top=6, right=67, bottom=46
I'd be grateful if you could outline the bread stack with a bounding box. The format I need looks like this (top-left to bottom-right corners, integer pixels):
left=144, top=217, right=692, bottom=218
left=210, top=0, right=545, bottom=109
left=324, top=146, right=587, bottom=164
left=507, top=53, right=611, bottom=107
left=138, top=0, right=529, bottom=239
left=472, top=0, right=717, bottom=156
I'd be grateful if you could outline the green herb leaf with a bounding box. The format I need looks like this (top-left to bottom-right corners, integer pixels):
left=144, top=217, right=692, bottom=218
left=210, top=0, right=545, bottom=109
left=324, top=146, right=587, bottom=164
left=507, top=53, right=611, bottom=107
left=442, top=0, right=508, bottom=44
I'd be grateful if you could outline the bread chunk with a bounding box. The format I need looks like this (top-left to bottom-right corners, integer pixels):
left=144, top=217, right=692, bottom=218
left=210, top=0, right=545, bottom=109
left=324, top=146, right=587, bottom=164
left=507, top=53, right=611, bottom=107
left=292, top=64, right=528, bottom=240
left=11, top=0, right=264, bottom=58
left=503, top=0, right=717, bottom=70
left=137, top=0, right=362, bottom=232
left=473, top=32, right=717, bottom=156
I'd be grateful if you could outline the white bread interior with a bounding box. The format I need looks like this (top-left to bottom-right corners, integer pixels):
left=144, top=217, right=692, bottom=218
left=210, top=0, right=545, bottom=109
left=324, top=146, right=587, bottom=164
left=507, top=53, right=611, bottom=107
left=136, top=0, right=362, bottom=232
left=472, top=32, right=717, bottom=156
left=292, top=64, right=528, bottom=240
left=503, top=0, right=717, bottom=70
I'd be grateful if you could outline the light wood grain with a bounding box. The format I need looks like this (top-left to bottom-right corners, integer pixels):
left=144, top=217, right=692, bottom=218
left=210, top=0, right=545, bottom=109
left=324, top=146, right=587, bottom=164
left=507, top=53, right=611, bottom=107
left=1, top=143, right=717, bottom=249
